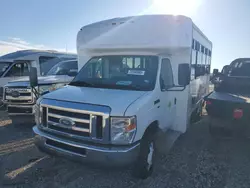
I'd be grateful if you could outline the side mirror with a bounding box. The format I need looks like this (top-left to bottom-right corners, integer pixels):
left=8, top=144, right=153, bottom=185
left=213, top=69, right=219, bottom=76
left=29, top=67, right=38, bottom=87
left=178, top=63, right=190, bottom=86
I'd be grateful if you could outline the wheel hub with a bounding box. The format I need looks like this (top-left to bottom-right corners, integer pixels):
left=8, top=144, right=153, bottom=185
left=147, top=142, right=154, bottom=170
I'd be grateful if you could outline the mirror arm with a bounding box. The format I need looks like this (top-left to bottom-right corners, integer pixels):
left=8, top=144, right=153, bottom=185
left=31, top=87, right=39, bottom=100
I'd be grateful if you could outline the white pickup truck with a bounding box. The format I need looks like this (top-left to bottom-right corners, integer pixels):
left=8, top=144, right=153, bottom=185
left=3, top=59, right=78, bottom=125
left=0, top=50, right=76, bottom=103
left=32, top=15, right=212, bottom=179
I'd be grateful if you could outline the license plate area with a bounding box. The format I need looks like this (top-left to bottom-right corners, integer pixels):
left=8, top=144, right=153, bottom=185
left=45, top=139, right=87, bottom=156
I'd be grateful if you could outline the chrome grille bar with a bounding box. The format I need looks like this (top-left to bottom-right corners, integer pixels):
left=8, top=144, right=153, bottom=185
left=48, top=113, right=90, bottom=124
left=4, top=87, right=33, bottom=104
left=47, top=121, right=89, bottom=133
left=6, top=96, right=32, bottom=100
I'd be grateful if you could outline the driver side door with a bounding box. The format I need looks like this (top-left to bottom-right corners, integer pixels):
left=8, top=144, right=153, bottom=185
left=159, top=58, right=176, bottom=130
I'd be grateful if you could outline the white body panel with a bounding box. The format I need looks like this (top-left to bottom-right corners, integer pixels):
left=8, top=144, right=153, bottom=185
left=77, top=15, right=193, bottom=69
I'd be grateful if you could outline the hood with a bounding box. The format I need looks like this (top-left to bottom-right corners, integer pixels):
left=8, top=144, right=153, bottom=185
left=6, top=75, right=73, bottom=87
left=43, top=85, right=147, bottom=116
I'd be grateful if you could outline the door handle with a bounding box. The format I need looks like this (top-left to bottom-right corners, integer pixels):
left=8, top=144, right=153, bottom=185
left=174, top=98, right=177, bottom=105
left=154, top=99, right=160, bottom=105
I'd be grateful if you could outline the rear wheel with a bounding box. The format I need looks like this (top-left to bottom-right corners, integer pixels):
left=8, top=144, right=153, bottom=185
left=132, top=130, right=156, bottom=179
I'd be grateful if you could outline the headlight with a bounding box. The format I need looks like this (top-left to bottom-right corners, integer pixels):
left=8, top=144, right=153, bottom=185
left=38, top=83, right=65, bottom=94
left=111, top=116, right=136, bottom=144
left=34, top=97, right=43, bottom=125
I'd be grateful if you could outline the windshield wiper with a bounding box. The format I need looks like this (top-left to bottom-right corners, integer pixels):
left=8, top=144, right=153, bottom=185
left=69, top=80, right=95, bottom=87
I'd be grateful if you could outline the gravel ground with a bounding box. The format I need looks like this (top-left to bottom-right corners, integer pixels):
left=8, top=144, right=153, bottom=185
left=1, top=110, right=250, bottom=188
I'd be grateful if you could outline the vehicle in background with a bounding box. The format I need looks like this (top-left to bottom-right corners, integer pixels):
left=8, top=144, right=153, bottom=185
left=3, top=59, right=78, bottom=125
left=0, top=49, right=76, bottom=103
left=32, top=15, right=212, bottom=179
left=205, top=58, right=250, bottom=137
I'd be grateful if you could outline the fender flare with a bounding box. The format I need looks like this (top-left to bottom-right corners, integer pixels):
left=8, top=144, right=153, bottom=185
left=142, top=120, right=159, bottom=138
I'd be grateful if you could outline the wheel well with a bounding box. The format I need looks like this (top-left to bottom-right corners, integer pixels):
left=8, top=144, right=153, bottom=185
left=143, top=121, right=159, bottom=138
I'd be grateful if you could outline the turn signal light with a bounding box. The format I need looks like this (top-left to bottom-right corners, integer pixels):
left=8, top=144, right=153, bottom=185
left=205, top=100, right=212, bottom=105
left=233, top=109, right=243, bottom=119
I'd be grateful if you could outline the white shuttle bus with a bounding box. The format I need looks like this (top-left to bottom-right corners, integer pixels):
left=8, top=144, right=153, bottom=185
left=32, top=15, right=212, bottom=179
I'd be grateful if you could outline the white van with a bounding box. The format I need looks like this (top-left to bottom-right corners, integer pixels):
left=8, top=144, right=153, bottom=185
left=3, top=59, right=78, bottom=125
left=32, top=15, right=212, bottom=179
left=0, top=50, right=76, bottom=102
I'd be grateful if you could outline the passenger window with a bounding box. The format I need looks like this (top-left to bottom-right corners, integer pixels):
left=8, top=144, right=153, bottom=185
left=123, top=58, right=133, bottom=68
left=39, top=56, right=56, bottom=75
left=23, top=63, right=30, bottom=76
left=5, top=62, right=29, bottom=77
left=134, top=58, right=140, bottom=68
left=160, top=58, right=174, bottom=91
left=95, top=61, right=103, bottom=78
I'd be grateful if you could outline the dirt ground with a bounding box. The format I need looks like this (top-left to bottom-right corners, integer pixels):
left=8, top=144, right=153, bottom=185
left=1, top=110, right=250, bottom=188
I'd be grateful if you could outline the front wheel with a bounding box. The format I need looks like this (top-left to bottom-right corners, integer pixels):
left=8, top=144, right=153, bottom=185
left=132, top=132, right=156, bottom=179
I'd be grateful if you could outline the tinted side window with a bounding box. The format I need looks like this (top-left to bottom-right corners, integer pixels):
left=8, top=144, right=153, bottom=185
left=58, top=61, right=78, bottom=75
left=160, top=58, right=174, bottom=90
left=5, top=63, right=29, bottom=77
left=39, top=56, right=56, bottom=75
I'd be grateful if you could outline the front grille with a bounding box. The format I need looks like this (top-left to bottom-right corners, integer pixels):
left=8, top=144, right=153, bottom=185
left=48, top=125, right=90, bottom=137
left=7, top=100, right=31, bottom=103
left=42, top=105, right=103, bottom=139
left=4, top=87, right=33, bottom=104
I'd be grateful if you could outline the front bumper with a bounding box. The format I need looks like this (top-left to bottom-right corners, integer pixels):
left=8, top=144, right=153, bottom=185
left=7, top=104, right=35, bottom=115
left=7, top=105, right=35, bottom=124
left=33, top=126, right=140, bottom=167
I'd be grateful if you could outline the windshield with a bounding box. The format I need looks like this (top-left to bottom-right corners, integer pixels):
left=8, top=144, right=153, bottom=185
left=0, top=62, right=12, bottom=77
left=47, top=60, right=78, bottom=75
left=70, top=55, right=158, bottom=91
left=39, top=57, right=76, bottom=75
left=229, top=61, right=250, bottom=77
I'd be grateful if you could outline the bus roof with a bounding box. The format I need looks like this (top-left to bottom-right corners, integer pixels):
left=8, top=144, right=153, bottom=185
left=77, top=15, right=197, bottom=54
left=0, top=49, right=76, bottom=61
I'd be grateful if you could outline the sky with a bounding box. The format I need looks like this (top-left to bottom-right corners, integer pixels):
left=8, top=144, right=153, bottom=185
left=0, top=0, right=250, bottom=70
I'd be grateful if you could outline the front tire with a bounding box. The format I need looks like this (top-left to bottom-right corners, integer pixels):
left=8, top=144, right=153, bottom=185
left=132, top=132, right=156, bottom=179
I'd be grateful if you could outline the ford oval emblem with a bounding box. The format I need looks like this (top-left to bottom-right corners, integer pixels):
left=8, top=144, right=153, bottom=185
left=59, top=118, right=75, bottom=127
left=11, top=91, right=20, bottom=98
